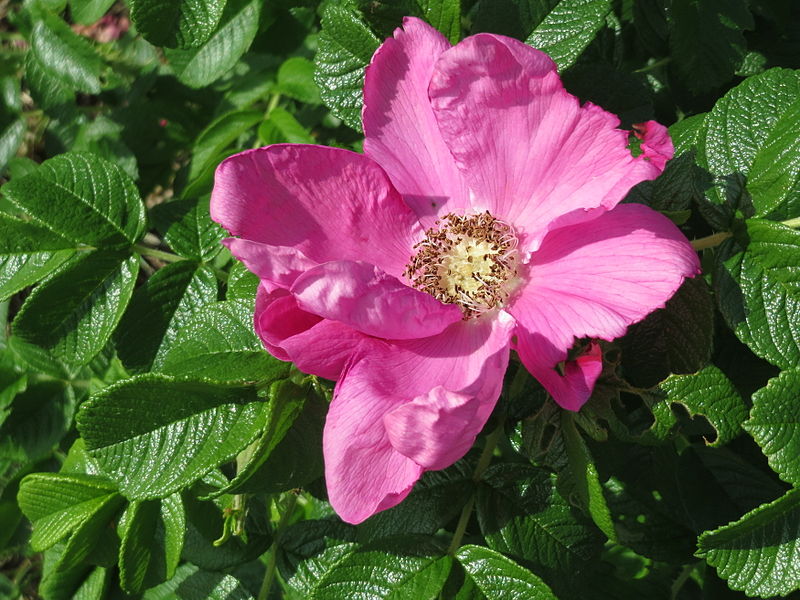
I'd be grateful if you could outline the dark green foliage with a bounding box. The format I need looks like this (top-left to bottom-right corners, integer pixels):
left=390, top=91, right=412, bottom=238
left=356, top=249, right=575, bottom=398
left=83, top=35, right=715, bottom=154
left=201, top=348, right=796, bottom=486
left=1, top=1, right=800, bottom=598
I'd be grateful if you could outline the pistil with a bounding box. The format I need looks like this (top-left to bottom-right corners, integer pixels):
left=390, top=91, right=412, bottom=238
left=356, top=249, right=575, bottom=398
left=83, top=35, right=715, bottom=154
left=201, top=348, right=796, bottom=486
left=405, top=212, right=520, bottom=318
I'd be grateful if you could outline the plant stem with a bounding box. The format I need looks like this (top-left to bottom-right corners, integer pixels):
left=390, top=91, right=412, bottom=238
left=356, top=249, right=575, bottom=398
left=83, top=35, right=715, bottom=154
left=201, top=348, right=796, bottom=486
left=690, top=231, right=732, bottom=251
left=447, top=423, right=504, bottom=555
left=690, top=216, right=800, bottom=252
left=635, top=56, right=671, bottom=73
left=258, top=493, right=299, bottom=600
left=133, top=243, right=185, bottom=263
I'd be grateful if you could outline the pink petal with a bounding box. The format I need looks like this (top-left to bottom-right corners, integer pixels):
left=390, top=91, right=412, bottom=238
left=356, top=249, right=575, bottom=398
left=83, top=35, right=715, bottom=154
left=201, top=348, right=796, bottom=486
left=290, top=260, right=462, bottom=340
left=254, top=287, right=368, bottom=381
left=509, top=203, right=700, bottom=410
left=211, top=144, right=422, bottom=278
left=223, top=238, right=315, bottom=290
left=363, top=17, right=469, bottom=226
left=517, top=340, right=603, bottom=412
left=634, top=120, right=674, bottom=171
left=428, top=34, right=670, bottom=254
left=384, top=386, right=481, bottom=470
left=324, top=312, right=514, bottom=523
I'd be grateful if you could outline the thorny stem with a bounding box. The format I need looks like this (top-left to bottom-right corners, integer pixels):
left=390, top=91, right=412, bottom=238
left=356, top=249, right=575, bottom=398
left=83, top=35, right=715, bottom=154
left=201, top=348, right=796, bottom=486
left=258, top=492, right=299, bottom=600
left=447, top=423, right=504, bottom=555
left=690, top=216, right=800, bottom=251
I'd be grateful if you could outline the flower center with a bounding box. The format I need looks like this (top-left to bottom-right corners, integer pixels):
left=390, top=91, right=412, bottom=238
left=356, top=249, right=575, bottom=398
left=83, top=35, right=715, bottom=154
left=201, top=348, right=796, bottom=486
left=404, top=212, right=520, bottom=318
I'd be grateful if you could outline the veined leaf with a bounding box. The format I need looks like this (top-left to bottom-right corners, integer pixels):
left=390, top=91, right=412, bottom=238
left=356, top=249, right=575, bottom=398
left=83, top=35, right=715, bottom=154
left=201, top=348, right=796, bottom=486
left=77, top=374, right=270, bottom=499
left=456, top=545, right=557, bottom=599
left=526, top=0, right=611, bottom=71
left=129, top=0, right=227, bottom=49
left=159, top=299, right=289, bottom=384
left=697, top=488, right=800, bottom=597
left=13, top=251, right=139, bottom=368
left=165, top=0, right=261, bottom=88
left=315, top=4, right=380, bottom=132
left=744, top=368, right=800, bottom=486
left=30, top=13, right=104, bottom=94
left=17, top=472, right=118, bottom=551
left=657, top=365, right=747, bottom=447
left=1, top=152, right=146, bottom=246
left=115, top=261, right=218, bottom=373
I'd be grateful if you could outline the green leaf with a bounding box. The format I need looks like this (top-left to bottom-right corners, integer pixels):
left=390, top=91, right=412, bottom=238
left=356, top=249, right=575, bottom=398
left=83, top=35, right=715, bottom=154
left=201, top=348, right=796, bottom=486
left=359, top=462, right=472, bottom=542
left=151, top=197, right=224, bottom=262
left=746, top=219, right=800, bottom=290
left=357, top=0, right=461, bottom=43
left=657, top=366, right=748, bottom=447
left=181, top=494, right=271, bottom=570
left=206, top=380, right=308, bottom=496
left=226, top=261, right=258, bottom=301
left=142, top=563, right=255, bottom=600
left=744, top=368, right=800, bottom=486
left=1, top=152, right=146, bottom=246
left=0, top=381, right=75, bottom=463
left=420, top=0, right=461, bottom=44
left=38, top=548, right=110, bottom=600
left=279, top=520, right=359, bottom=596
left=165, top=0, right=261, bottom=88
left=476, top=463, right=603, bottom=570
left=69, top=0, right=117, bottom=24
left=129, top=0, right=227, bottom=49
left=115, top=261, right=218, bottom=373
left=160, top=299, right=290, bottom=384
left=30, top=13, right=104, bottom=94
left=715, top=222, right=800, bottom=369
left=471, top=0, right=557, bottom=40
left=620, top=276, right=715, bottom=388
left=310, top=536, right=452, bottom=600
left=73, top=116, right=139, bottom=181
left=277, top=56, right=322, bottom=104
left=13, top=251, right=139, bottom=368
left=315, top=4, right=381, bottom=132
left=77, top=374, right=269, bottom=499
left=17, top=472, right=118, bottom=551
left=697, top=488, right=800, bottom=597
left=0, top=118, right=24, bottom=175
left=0, top=212, right=76, bottom=301
left=259, top=106, right=316, bottom=145
left=525, top=0, right=611, bottom=71
left=668, top=0, right=752, bottom=93
left=185, top=109, right=262, bottom=199
left=456, top=545, right=557, bottom=599
left=56, top=490, right=125, bottom=571
left=118, top=494, right=185, bottom=593
left=699, top=69, right=800, bottom=223
left=559, top=413, right=616, bottom=541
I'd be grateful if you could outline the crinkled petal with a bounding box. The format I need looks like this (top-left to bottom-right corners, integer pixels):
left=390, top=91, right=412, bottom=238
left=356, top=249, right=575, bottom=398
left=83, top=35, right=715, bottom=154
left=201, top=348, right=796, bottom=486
left=254, top=287, right=368, bottom=380
left=510, top=203, right=699, bottom=409
left=223, top=238, right=315, bottom=290
left=290, top=260, right=462, bottom=339
left=516, top=340, right=603, bottom=412
left=634, top=120, right=673, bottom=171
left=428, top=34, right=671, bottom=253
left=211, top=144, right=421, bottom=278
left=363, top=17, right=469, bottom=226
left=324, top=312, right=514, bottom=524
left=384, top=386, right=481, bottom=470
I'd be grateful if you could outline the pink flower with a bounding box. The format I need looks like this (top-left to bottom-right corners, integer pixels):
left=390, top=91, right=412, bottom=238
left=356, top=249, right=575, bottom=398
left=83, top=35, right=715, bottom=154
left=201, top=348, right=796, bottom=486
left=210, top=18, right=700, bottom=524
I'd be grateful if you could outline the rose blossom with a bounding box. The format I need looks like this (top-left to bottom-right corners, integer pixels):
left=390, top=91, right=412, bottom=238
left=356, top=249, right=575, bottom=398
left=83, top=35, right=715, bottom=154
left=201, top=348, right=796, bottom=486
left=210, top=17, right=700, bottom=524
